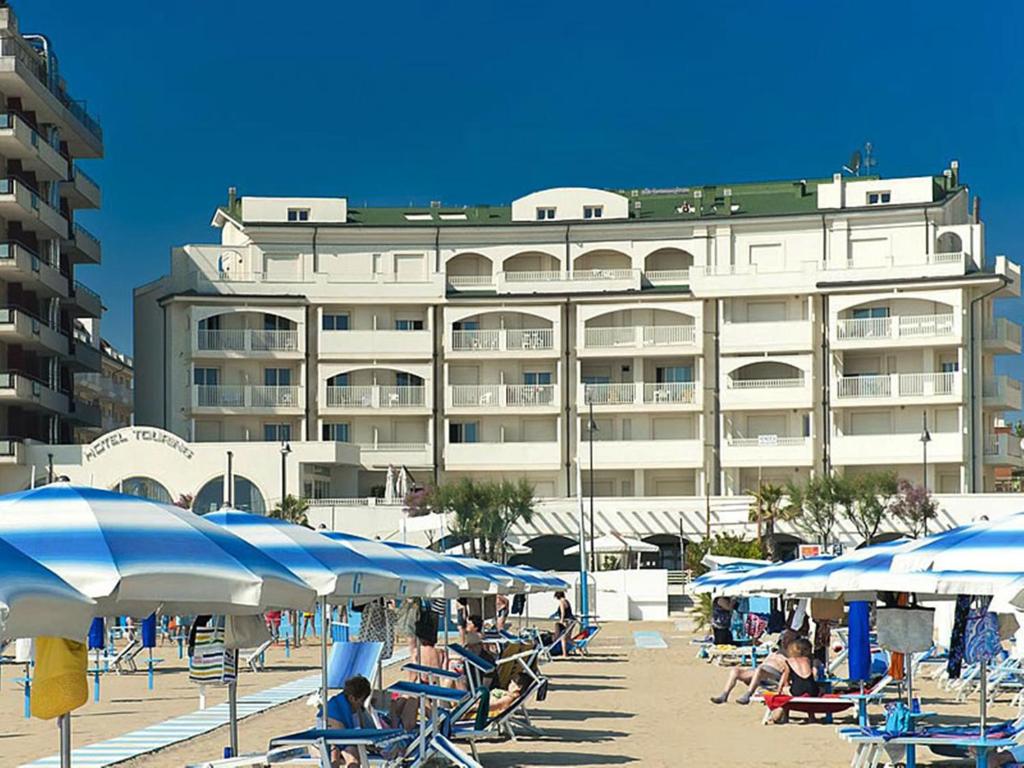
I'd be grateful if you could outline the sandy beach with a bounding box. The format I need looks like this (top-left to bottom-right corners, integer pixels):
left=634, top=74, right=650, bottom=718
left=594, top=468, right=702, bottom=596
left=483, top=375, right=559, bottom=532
left=4, top=622, right=1015, bottom=767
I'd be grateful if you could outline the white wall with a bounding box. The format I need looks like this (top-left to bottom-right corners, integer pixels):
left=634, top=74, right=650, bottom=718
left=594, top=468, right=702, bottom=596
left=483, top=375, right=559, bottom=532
left=240, top=196, right=347, bottom=224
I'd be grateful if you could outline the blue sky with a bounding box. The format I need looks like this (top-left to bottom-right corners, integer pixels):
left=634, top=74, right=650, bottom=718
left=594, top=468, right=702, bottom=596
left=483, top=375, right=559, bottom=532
left=21, top=1, right=1024, bottom=392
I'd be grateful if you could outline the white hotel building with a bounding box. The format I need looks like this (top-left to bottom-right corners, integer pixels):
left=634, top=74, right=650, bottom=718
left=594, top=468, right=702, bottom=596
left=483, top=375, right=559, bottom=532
left=132, top=165, right=1021, bottom=506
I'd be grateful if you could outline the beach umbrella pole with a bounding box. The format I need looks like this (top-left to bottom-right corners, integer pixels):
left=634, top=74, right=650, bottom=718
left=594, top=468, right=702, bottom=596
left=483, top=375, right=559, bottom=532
left=59, top=713, right=71, bottom=768
left=980, top=658, right=988, bottom=738
left=228, top=679, right=239, bottom=756
left=320, top=597, right=329, bottom=729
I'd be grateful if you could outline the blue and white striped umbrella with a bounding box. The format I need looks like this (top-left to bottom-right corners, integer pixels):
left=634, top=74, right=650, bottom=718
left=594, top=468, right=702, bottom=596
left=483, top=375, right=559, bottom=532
left=322, top=531, right=458, bottom=599
left=0, top=485, right=316, bottom=616
left=723, top=554, right=836, bottom=596
left=381, top=542, right=496, bottom=595
left=0, top=535, right=96, bottom=642
left=691, top=562, right=766, bottom=595
left=506, top=565, right=568, bottom=592
left=451, top=555, right=527, bottom=594
left=206, top=510, right=403, bottom=600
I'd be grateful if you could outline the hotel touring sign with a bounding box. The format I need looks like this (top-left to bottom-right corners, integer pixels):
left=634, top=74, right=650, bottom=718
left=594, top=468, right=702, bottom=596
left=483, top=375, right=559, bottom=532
left=84, top=427, right=195, bottom=463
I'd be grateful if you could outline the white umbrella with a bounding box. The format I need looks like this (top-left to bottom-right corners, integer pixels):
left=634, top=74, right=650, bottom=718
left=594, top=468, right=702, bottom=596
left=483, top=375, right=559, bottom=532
left=563, top=532, right=658, bottom=556
left=383, top=465, right=396, bottom=504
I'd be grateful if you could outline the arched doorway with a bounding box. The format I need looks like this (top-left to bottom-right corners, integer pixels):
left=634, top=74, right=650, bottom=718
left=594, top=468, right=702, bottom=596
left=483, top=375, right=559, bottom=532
left=640, top=533, right=686, bottom=570
left=117, top=476, right=172, bottom=504
left=193, top=475, right=266, bottom=515
left=510, top=534, right=576, bottom=571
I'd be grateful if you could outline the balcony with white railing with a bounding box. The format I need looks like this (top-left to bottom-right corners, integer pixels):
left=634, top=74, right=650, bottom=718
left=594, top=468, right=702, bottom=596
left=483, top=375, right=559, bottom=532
left=833, top=431, right=964, bottom=466
left=833, top=313, right=959, bottom=349
left=448, top=327, right=556, bottom=356
left=834, top=372, right=960, bottom=406
left=580, top=381, right=700, bottom=410
left=496, top=268, right=641, bottom=294
left=195, top=328, right=302, bottom=356
left=446, top=274, right=495, bottom=291
left=357, top=442, right=433, bottom=467
left=447, top=383, right=558, bottom=410
left=720, top=320, right=814, bottom=353
left=445, top=440, right=562, bottom=470
left=642, top=269, right=690, bottom=287
left=579, top=436, right=703, bottom=469
left=983, top=375, right=1023, bottom=412
left=580, top=324, right=698, bottom=355
left=721, top=435, right=814, bottom=467
left=324, top=385, right=428, bottom=411
left=984, top=318, right=1023, bottom=355
left=191, top=384, right=303, bottom=412
left=720, top=374, right=811, bottom=410
left=984, top=434, right=1024, bottom=466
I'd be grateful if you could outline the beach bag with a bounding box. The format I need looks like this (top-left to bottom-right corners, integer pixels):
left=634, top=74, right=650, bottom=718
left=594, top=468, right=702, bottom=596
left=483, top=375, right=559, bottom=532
left=396, top=599, right=420, bottom=636
left=884, top=701, right=912, bottom=737
left=744, top=613, right=768, bottom=641
left=876, top=606, right=935, bottom=653
left=31, top=637, right=88, bottom=720
left=810, top=598, right=845, bottom=623
left=964, top=611, right=1002, bottom=664
left=189, top=619, right=237, bottom=686
left=224, top=615, right=271, bottom=650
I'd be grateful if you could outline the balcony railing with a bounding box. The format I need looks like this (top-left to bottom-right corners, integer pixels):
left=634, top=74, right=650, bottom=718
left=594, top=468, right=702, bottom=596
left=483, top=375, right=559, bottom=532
left=451, top=328, right=554, bottom=352
left=583, top=382, right=635, bottom=405
left=643, top=269, right=690, bottom=285
left=836, top=372, right=958, bottom=399
left=984, top=434, right=1023, bottom=459
left=449, top=384, right=556, bottom=408
left=76, top=372, right=132, bottom=403
left=446, top=275, right=494, bottom=288
left=726, top=376, right=805, bottom=390
left=582, top=324, right=696, bottom=349
left=642, top=382, right=697, bottom=404
left=196, top=328, right=300, bottom=352
left=985, top=318, right=1023, bottom=348
left=835, top=313, right=956, bottom=341
left=73, top=279, right=101, bottom=303
left=726, top=436, right=808, bottom=448
left=73, top=222, right=99, bottom=246
left=583, top=381, right=698, bottom=406
left=358, top=442, right=430, bottom=453
left=501, top=268, right=640, bottom=283
left=193, top=384, right=301, bottom=408
left=325, top=385, right=426, bottom=409
left=983, top=375, right=1022, bottom=401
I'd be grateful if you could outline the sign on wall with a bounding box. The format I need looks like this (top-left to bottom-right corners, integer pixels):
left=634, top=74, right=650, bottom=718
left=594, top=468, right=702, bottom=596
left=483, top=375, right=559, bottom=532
left=84, top=427, right=195, bottom=463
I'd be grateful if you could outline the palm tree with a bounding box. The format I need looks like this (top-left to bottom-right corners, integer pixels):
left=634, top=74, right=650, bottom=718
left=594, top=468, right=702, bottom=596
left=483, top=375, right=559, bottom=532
left=748, top=482, right=787, bottom=560
left=271, top=494, right=310, bottom=527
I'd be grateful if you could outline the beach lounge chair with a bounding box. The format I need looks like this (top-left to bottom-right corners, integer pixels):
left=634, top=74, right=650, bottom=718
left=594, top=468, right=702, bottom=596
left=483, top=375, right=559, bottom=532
left=839, top=719, right=1021, bottom=768
left=243, top=639, right=274, bottom=672
left=110, top=634, right=143, bottom=673
left=450, top=672, right=547, bottom=759
left=760, top=674, right=893, bottom=727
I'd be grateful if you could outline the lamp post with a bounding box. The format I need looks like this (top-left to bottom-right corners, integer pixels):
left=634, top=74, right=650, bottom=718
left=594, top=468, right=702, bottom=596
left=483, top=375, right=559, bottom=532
left=587, top=397, right=598, bottom=573
left=920, top=412, right=932, bottom=535
left=280, top=441, right=292, bottom=508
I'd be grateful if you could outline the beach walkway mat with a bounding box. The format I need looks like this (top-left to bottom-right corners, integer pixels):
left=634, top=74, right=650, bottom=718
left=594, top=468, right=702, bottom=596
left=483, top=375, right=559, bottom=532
left=20, top=649, right=411, bottom=768
left=633, top=631, right=668, bottom=649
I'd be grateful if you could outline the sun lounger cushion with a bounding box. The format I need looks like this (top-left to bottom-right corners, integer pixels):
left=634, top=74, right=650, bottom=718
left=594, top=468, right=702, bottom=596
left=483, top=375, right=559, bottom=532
left=762, top=693, right=853, bottom=714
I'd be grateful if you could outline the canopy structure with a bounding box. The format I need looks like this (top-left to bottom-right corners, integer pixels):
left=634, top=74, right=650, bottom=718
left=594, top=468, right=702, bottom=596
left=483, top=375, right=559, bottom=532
left=0, top=535, right=96, bottom=643
left=322, top=531, right=458, bottom=599
left=701, top=554, right=769, bottom=570
left=564, top=532, right=658, bottom=556
left=0, top=484, right=316, bottom=616
left=382, top=541, right=496, bottom=595
left=206, top=510, right=402, bottom=600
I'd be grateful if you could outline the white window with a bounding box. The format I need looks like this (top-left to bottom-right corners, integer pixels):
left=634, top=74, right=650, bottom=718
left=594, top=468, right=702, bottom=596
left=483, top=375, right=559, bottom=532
left=583, top=205, right=603, bottom=219
left=287, top=208, right=310, bottom=222
left=866, top=191, right=891, bottom=205
left=535, top=207, right=556, bottom=220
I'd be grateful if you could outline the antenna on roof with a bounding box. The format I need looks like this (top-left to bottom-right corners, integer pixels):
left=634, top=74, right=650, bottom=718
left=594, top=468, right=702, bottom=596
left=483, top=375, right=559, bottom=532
left=842, top=150, right=862, bottom=176
left=842, top=142, right=877, bottom=177
left=862, top=142, right=877, bottom=175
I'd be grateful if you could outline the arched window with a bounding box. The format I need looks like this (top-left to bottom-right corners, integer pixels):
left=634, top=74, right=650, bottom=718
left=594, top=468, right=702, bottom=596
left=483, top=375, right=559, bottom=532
left=117, top=477, right=172, bottom=504
left=193, top=475, right=266, bottom=515
left=936, top=232, right=963, bottom=254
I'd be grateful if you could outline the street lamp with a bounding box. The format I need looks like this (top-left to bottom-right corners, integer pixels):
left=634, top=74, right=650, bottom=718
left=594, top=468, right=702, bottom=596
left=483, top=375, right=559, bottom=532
left=280, top=441, right=292, bottom=507
left=586, top=396, right=598, bottom=573
left=920, top=412, right=932, bottom=535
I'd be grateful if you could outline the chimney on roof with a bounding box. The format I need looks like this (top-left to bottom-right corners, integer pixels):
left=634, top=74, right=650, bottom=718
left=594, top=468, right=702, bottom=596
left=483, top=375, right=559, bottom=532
left=950, top=159, right=959, bottom=187
left=796, top=180, right=807, bottom=197
left=973, top=195, right=981, bottom=224
left=227, top=186, right=237, bottom=209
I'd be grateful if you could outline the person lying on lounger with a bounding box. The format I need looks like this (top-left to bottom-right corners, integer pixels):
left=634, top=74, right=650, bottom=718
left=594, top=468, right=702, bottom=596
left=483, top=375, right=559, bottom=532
left=770, top=637, right=820, bottom=724
left=710, top=650, right=788, bottom=705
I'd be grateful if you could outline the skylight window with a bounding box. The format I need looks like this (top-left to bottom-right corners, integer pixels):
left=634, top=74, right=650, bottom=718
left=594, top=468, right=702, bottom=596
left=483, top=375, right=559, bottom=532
left=438, top=213, right=467, bottom=221
left=404, top=212, right=433, bottom=221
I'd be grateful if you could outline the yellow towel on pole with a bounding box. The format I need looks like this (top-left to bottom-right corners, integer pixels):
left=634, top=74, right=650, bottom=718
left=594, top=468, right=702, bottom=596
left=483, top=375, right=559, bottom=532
left=31, top=636, right=88, bottom=720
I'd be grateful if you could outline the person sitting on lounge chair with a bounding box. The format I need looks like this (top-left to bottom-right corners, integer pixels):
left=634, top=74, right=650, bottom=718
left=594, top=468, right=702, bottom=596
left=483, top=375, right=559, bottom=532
left=771, top=637, right=819, bottom=724
left=485, top=671, right=531, bottom=716
left=710, top=650, right=788, bottom=705
left=554, top=591, right=575, bottom=657
left=326, top=675, right=374, bottom=766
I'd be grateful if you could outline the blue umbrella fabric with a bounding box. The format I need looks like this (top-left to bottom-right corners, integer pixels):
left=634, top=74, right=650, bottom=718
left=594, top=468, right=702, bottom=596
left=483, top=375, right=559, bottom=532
left=451, top=556, right=526, bottom=594
left=506, top=565, right=568, bottom=592
left=206, top=510, right=402, bottom=600
left=381, top=542, right=495, bottom=595
left=691, top=562, right=765, bottom=595
left=721, top=554, right=836, bottom=596
left=321, top=531, right=458, bottom=599
left=0, top=485, right=315, bottom=616
left=0, top=535, right=95, bottom=642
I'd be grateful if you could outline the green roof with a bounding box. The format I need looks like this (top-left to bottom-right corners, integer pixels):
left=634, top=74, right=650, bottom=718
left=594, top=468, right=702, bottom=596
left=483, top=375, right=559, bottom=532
left=220, top=174, right=959, bottom=228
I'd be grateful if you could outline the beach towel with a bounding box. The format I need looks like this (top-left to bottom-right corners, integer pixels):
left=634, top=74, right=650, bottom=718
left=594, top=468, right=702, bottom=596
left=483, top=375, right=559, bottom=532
left=965, top=610, right=1002, bottom=664
left=31, top=637, right=87, bottom=719
left=762, top=692, right=851, bottom=714
left=947, top=595, right=971, bottom=678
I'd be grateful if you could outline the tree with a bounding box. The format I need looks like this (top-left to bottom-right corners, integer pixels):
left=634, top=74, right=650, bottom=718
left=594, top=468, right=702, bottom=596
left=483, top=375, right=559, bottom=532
left=685, top=532, right=763, bottom=577
left=747, top=483, right=789, bottom=560
left=174, top=493, right=194, bottom=510
left=842, top=471, right=898, bottom=544
left=888, top=479, right=939, bottom=537
left=271, top=494, right=310, bottom=527
left=786, top=475, right=837, bottom=546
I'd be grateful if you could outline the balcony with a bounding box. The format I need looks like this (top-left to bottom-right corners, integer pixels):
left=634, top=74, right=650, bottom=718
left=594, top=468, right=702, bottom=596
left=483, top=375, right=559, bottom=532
left=64, top=164, right=101, bottom=209
left=70, top=279, right=102, bottom=317
left=832, top=313, right=959, bottom=350
left=195, top=329, right=302, bottom=357
left=321, top=329, right=431, bottom=359
left=446, top=275, right=495, bottom=292
left=580, top=438, right=703, bottom=469
left=445, top=440, right=562, bottom=470
left=0, top=437, right=23, bottom=464
left=721, top=435, right=814, bottom=467
left=191, top=385, right=303, bottom=413
left=0, top=307, right=67, bottom=356
left=77, top=372, right=133, bottom=406
left=0, top=372, right=69, bottom=414
left=983, top=375, right=1023, bottom=412
left=67, top=329, right=101, bottom=372
left=448, top=328, right=556, bottom=357
left=834, top=372, right=961, bottom=406
left=984, top=434, right=1024, bottom=466
left=720, top=320, right=813, bottom=354
left=68, top=398, right=101, bottom=427
left=720, top=376, right=811, bottom=410
left=0, top=178, right=67, bottom=238
left=0, top=113, right=67, bottom=179
left=447, top=384, right=558, bottom=411
left=579, top=325, right=697, bottom=356
left=496, top=268, right=641, bottom=295
left=0, top=242, right=67, bottom=297
left=832, top=431, right=963, bottom=466
left=984, top=318, right=1023, bottom=355
left=357, top=442, right=433, bottom=468
left=580, top=381, right=700, bottom=410
left=642, top=269, right=690, bottom=288
left=66, top=223, right=100, bottom=263
left=324, top=385, right=428, bottom=412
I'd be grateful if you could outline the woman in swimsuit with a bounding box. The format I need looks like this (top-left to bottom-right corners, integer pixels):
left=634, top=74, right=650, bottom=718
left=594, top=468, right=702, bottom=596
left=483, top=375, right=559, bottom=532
left=772, top=637, right=820, bottom=723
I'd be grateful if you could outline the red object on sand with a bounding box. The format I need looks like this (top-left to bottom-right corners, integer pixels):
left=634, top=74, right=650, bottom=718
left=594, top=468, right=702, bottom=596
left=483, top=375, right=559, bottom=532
left=762, top=693, right=853, bottom=714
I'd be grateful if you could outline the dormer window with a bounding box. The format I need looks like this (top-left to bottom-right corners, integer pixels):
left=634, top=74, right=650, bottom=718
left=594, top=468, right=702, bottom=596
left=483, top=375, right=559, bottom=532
left=583, top=205, right=603, bottom=219
left=866, top=191, right=891, bottom=205
left=287, top=207, right=310, bottom=222
left=535, top=207, right=556, bottom=220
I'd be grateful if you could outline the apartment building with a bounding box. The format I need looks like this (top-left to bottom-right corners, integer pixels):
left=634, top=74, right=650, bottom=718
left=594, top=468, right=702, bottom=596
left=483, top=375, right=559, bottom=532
left=133, top=164, right=1021, bottom=500
left=0, top=4, right=105, bottom=464
left=73, top=325, right=132, bottom=443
